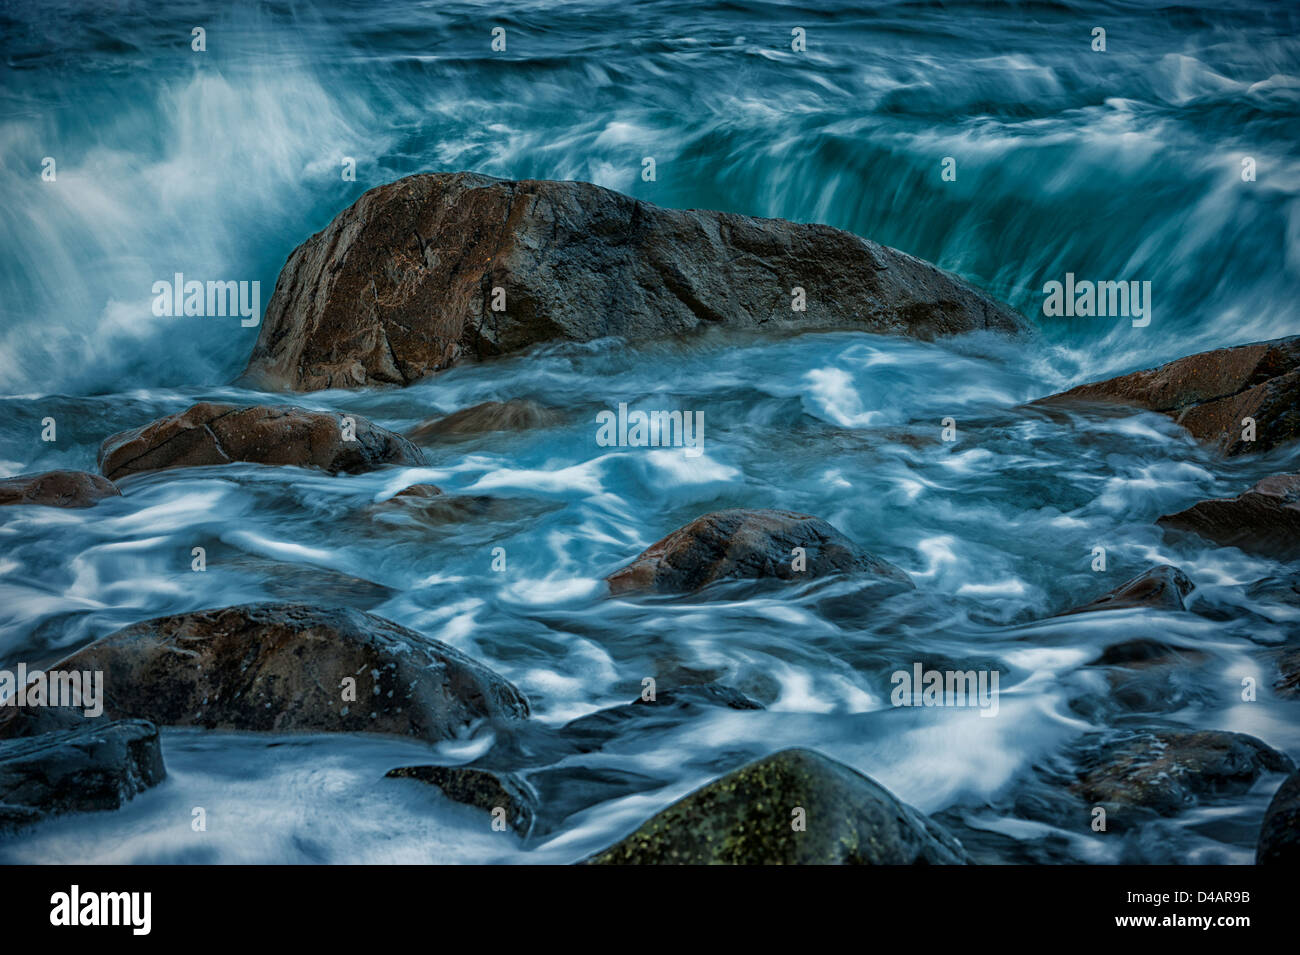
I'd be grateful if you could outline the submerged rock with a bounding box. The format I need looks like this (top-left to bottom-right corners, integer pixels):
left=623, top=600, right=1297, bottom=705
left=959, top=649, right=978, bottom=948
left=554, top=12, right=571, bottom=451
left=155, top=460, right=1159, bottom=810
left=385, top=764, right=535, bottom=836
left=407, top=399, right=563, bottom=441
left=98, top=402, right=425, bottom=480
left=1072, top=729, right=1294, bottom=816
left=1157, top=473, right=1300, bottom=558
left=561, top=682, right=763, bottom=752
left=1057, top=565, right=1194, bottom=616
left=240, top=172, right=1028, bottom=392
left=607, top=508, right=913, bottom=596
left=1256, top=769, right=1300, bottom=864
left=0, top=470, right=120, bottom=508
left=46, top=604, right=529, bottom=742
left=583, top=748, right=969, bottom=864
left=1037, top=335, right=1300, bottom=455
left=0, top=718, right=165, bottom=833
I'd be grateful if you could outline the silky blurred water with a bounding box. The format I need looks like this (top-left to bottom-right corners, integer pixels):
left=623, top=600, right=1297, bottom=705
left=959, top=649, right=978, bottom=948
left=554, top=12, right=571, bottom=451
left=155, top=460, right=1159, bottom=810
left=1, top=0, right=1298, bottom=863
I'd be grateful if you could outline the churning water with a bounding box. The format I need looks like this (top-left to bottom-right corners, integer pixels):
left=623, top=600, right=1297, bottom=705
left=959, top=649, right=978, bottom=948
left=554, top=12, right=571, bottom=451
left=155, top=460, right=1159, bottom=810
left=1, top=0, right=1297, bottom=863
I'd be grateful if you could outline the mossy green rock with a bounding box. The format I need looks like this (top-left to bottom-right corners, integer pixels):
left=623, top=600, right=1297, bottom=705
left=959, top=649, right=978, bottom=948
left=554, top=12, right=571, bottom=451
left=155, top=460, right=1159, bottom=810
left=584, top=748, right=969, bottom=865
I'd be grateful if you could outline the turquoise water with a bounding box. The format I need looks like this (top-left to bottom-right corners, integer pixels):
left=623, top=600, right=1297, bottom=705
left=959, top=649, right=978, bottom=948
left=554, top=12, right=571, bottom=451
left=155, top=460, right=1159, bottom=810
left=1, top=0, right=1298, bottom=863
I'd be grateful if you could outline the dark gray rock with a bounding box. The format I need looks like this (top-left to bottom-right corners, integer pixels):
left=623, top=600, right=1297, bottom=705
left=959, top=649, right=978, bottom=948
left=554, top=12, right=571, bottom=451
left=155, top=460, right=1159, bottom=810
left=583, top=748, right=969, bottom=865
left=1257, top=769, right=1300, bottom=864
left=240, top=172, right=1028, bottom=392
left=0, top=718, right=165, bottom=833
left=45, top=604, right=529, bottom=743
left=385, top=764, right=535, bottom=836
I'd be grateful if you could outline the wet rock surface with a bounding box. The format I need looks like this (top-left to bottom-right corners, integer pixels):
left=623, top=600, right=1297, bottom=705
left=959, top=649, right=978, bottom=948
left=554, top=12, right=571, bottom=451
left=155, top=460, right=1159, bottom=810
left=47, top=604, right=529, bottom=742
left=240, top=172, right=1028, bottom=392
left=407, top=399, right=564, bottom=441
left=1157, top=473, right=1300, bottom=558
left=1256, top=768, right=1300, bottom=864
left=1056, top=565, right=1194, bottom=616
left=607, top=508, right=913, bottom=596
left=98, top=402, right=425, bottom=480
left=583, top=747, right=969, bottom=865
left=0, top=470, right=120, bottom=508
left=385, top=764, right=536, bottom=836
left=0, top=718, right=165, bottom=833
left=1037, top=335, right=1300, bottom=455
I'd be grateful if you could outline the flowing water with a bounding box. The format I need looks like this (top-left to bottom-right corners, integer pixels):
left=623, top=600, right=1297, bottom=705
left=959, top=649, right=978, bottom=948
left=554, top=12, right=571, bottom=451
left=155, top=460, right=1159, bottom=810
left=1, top=0, right=1298, bottom=863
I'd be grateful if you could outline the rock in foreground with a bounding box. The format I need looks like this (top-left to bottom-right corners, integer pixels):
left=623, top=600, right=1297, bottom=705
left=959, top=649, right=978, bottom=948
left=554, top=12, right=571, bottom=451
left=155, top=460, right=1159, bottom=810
left=0, top=719, right=165, bottom=833
left=0, top=470, right=120, bottom=508
left=1037, top=335, right=1300, bottom=455
left=1072, top=729, right=1293, bottom=816
left=241, top=172, right=1028, bottom=391
left=385, top=765, right=535, bottom=836
left=584, top=748, right=968, bottom=864
left=1157, top=473, right=1300, bottom=558
left=608, top=508, right=913, bottom=596
left=47, top=604, right=529, bottom=742
left=98, top=402, right=425, bottom=480
left=1257, top=769, right=1300, bottom=864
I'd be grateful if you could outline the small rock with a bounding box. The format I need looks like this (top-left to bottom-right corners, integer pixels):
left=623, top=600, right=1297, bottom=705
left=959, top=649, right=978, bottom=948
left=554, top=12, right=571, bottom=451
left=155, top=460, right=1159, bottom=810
left=46, top=604, right=529, bottom=742
left=0, top=470, right=120, bottom=508
left=1157, top=473, right=1300, bottom=558
left=1072, top=729, right=1294, bottom=816
left=607, top=508, right=912, bottom=596
left=1037, top=335, right=1300, bottom=455
left=583, top=748, right=969, bottom=865
left=98, top=402, right=425, bottom=480
left=408, top=400, right=562, bottom=441
left=385, top=765, right=535, bottom=836
left=1057, top=565, right=1194, bottom=616
left=0, top=718, right=165, bottom=833
left=1257, top=769, right=1300, bottom=864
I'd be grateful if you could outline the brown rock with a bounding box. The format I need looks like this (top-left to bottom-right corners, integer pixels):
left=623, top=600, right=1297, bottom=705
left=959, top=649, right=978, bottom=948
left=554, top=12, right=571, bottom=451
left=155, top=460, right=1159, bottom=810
left=408, top=399, right=562, bottom=441
left=1057, top=565, right=1194, bottom=616
left=240, top=172, right=1028, bottom=392
left=98, top=402, right=425, bottom=480
left=1157, top=473, right=1300, bottom=558
left=607, top=508, right=912, bottom=595
left=45, top=604, right=529, bottom=742
left=1037, top=335, right=1300, bottom=454
left=0, top=470, right=120, bottom=508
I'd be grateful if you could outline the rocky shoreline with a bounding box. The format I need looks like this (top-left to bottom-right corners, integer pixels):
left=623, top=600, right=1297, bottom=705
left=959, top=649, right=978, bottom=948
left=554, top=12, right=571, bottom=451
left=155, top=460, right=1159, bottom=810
left=2, top=174, right=1296, bottom=864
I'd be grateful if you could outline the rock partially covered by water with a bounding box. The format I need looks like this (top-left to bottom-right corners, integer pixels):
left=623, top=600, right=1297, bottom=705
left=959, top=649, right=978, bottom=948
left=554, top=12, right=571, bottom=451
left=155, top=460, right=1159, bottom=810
left=584, top=748, right=969, bottom=864
left=240, top=172, right=1028, bottom=392
left=47, top=604, right=529, bottom=742
left=607, top=508, right=912, bottom=596
left=0, top=718, right=165, bottom=833
left=1072, top=729, right=1294, bottom=816
left=407, top=399, right=563, bottom=442
left=1057, top=565, right=1194, bottom=616
left=0, top=470, right=120, bottom=508
left=1037, top=335, right=1300, bottom=454
left=385, top=765, right=536, bottom=836
left=1257, top=769, right=1300, bottom=864
left=1157, top=473, right=1300, bottom=558
left=98, top=402, right=425, bottom=480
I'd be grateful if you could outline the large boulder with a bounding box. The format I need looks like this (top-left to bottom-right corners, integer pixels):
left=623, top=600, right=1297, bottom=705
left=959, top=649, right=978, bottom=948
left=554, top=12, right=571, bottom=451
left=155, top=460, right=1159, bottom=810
left=1157, top=473, right=1300, bottom=558
left=1257, top=769, right=1300, bottom=864
left=0, top=718, right=165, bottom=833
left=0, top=470, right=120, bottom=508
left=44, top=604, right=529, bottom=742
left=98, top=402, right=425, bottom=480
left=583, top=748, right=969, bottom=864
left=1056, top=565, right=1194, bottom=616
left=240, top=172, right=1028, bottom=392
left=1072, top=729, right=1294, bottom=816
left=607, top=508, right=913, bottom=596
left=1037, top=335, right=1300, bottom=455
